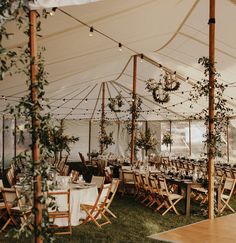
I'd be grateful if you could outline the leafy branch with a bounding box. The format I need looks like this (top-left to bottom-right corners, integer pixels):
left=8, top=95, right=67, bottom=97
left=189, top=56, right=233, bottom=158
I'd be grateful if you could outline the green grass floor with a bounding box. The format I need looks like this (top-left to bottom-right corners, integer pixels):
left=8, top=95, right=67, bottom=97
left=1, top=194, right=236, bottom=243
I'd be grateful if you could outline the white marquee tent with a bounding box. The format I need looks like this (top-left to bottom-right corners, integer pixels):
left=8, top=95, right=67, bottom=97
left=1, top=0, right=236, bottom=163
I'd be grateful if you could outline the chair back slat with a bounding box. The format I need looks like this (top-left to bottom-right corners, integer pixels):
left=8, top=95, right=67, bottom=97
left=91, top=176, right=105, bottom=189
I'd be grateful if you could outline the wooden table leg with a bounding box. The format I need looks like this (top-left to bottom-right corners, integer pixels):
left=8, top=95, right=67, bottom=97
left=216, top=184, right=221, bottom=214
left=185, top=184, right=191, bottom=217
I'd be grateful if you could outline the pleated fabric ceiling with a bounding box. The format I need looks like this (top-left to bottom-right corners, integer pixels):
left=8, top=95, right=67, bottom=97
left=2, top=0, right=236, bottom=121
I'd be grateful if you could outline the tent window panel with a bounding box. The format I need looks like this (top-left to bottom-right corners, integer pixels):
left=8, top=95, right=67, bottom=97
left=64, top=120, right=89, bottom=161
left=190, top=121, right=205, bottom=158
left=16, top=119, right=31, bottom=156
left=171, top=121, right=189, bottom=156
left=90, top=121, right=100, bottom=156
left=229, top=120, right=236, bottom=164
left=161, top=122, right=171, bottom=152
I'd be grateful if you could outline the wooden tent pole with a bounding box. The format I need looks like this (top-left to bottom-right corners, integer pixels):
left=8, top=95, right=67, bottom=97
left=227, top=118, right=229, bottom=163
left=208, top=0, right=215, bottom=220
left=100, top=82, right=105, bottom=154
left=29, top=10, right=42, bottom=243
left=189, top=120, right=192, bottom=156
left=14, top=117, right=17, bottom=163
left=169, top=120, right=172, bottom=153
left=2, top=115, right=5, bottom=173
left=145, top=121, right=148, bottom=156
left=131, top=55, right=137, bottom=164
left=88, top=120, right=91, bottom=161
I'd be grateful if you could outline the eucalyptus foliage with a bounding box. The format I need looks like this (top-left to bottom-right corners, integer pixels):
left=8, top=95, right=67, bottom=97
left=136, top=128, right=158, bottom=152
left=189, top=57, right=233, bottom=158
left=0, top=2, right=75, bottom=242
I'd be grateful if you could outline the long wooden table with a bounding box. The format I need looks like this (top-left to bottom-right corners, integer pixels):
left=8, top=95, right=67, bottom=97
left=167, top=178, right=221, bottom=217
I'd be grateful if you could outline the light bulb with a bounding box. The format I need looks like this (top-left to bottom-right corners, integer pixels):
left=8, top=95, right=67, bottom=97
left=118, top=43, right=122, bottom=51
left=140, top=54, right=144, bottom=63
left=89, top=27, right=94, bottom=37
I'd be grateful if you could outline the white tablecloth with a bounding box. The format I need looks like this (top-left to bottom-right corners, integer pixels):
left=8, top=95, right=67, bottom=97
left=53, top=184, right=98, bottom=226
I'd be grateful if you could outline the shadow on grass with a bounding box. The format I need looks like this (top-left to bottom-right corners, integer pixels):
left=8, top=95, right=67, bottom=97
left=1, top=194, right=236, bottom=243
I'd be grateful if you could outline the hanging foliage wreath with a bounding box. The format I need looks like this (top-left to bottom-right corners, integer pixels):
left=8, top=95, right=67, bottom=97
left=163, top=72, right=180, bottom=92
left=152, top=89, right=170, bottom=103
left=146, top=78, right=170, bottom=104
left=108, top=93, right=124, bottom=112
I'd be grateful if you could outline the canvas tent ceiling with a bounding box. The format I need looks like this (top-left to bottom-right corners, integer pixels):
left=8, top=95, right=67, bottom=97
left=2, top=0, right=236, bottom=121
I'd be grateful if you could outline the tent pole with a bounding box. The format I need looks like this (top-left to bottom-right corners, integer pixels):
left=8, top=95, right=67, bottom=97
left=227, top=118, right=229, bottom=163
left=29, top=10, right=42, bottom=243
left=145, top=121, right=148, bottom=156
left=14, top=117, right=16, bottom=163
left=100, top=82, right=105, bottom=154
left=169, top=120, right=172, bottom=153
left=208, top=0, right=215, bottom=220
left=88, top=120, right=91, bottom=161
left=131, top=55, right=137, bottom=164
left=189, top=120, right=192, bottom=156
left=2, top=115, right=5, bottom=173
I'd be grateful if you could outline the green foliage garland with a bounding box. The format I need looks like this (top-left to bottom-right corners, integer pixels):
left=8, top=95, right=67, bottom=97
left=189, top=57, right=233, bottom=158
left=0, top=2, right=80, bottom=242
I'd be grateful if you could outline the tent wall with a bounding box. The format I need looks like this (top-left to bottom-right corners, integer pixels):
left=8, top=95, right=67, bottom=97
left=1, top=117, right=236, bottom=171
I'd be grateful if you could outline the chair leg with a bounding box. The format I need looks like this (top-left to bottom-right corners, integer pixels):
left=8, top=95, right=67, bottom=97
left=162, top=198, right=181, bottom=216
left=1, top=218, right=12, bottom=231
left=104, top=207, right=117, bottom=218
left=220, top=199, right=235, bottom=213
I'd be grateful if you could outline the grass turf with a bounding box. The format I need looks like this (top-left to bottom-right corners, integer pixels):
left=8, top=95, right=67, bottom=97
left=1, top=194, right=236, bottom=243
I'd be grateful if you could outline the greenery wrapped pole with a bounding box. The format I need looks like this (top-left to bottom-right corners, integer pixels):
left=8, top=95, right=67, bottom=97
left=208, top=0, right=215, bottom=220
left=169, top=120, right=172, bottom=152
left=100, top=82, right=105, bottom=154
left=227, top=118, right=229, bottom=163
left=29, top=10, right=43, bottom=242
left=131, top=55, right=137, bottom=164
left=189, top=120, right=192, bottom=156
left=145, top=121, right=148, bottom=156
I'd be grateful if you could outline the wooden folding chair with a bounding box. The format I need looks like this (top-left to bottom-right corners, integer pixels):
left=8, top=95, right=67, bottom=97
left=103, top=179, right=120, bottom=218
left=140, top=173, right=152, bottom=205
left=147, top=176, right=162, bottom=209
left=61, top=165, right=70, bottom=176
left=6, top=168, right=15, bottom=187
left=79, top=152, right=90, bottom=174
left=1, top=188, right=32, bottom=231
left=121, top=171, right=135, bottom=196
left=48, top=189, right=72, bottom=235
left=81, top=183, right=112, bottom=227
left=220, top=177, right=236, bottom=213
left=70, top=170, right=79, bottom=182
left=133, top=172, right=145, bottom=200
left=91, top=176, right=105, bottom=189
left=104, top=166, right=112, bottom=182
left=156, top=177, right=183, bottom=215
left=0, top=180, right=7, bottom=222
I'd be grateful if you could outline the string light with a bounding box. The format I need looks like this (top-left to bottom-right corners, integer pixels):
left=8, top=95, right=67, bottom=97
left=49, top=7, right=57, bottom=16
left=140, top=54, right=144, bottom=63
left=89, top=26, right=94, bottom=37
left=118, top=43, right=122, bottom=52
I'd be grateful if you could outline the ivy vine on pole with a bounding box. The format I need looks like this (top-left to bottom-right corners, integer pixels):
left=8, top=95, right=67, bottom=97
left=0, top=2, right=61, bottom=242
left=189, top=57, right=233, bottom=159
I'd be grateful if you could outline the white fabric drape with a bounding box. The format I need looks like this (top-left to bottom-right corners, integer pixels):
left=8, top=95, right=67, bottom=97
left=29, top=0, right=100, bottom=10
